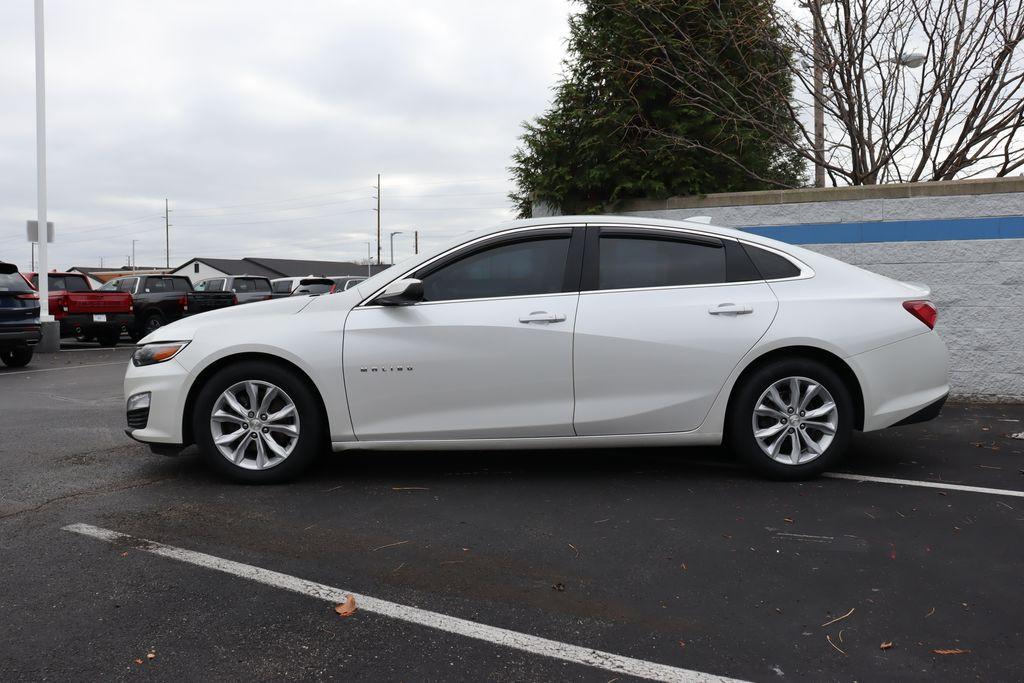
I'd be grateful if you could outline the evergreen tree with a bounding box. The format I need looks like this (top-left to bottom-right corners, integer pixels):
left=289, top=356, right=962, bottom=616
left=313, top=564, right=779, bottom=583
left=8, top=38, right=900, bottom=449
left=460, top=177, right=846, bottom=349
left=510, top=0, right=804, bottom=217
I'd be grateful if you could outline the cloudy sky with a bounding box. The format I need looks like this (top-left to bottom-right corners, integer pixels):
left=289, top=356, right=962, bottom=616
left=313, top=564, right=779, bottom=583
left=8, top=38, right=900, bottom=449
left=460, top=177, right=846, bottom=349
left=0, top=0, right=574, bottom=270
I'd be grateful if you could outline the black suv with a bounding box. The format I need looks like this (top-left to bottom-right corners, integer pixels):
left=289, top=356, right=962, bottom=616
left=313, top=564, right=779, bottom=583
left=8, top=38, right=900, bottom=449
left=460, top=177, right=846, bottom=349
left=0, top=262, right=41, bottom=367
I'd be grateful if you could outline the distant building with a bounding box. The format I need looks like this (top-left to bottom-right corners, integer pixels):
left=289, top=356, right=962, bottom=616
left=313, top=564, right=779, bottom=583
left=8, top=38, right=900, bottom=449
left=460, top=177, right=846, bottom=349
left=170, top=257, right=389, bottom=284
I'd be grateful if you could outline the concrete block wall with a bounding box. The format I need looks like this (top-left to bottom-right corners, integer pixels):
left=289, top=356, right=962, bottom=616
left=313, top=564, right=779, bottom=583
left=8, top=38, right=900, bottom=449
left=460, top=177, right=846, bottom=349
left=609, top=178, right=1024, bottom=402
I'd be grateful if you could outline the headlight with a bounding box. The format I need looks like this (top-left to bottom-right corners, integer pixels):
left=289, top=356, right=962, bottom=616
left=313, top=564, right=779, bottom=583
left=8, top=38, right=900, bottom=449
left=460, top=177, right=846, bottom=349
left=132, top=341, right=190, bottom=367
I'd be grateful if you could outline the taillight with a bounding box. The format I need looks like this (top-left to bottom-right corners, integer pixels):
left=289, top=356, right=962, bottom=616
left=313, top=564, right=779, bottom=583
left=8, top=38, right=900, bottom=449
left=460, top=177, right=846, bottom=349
left=16, top=292, right=39, bottom=300
left=903, top=300, right=937, bottom=329
left=231, top=294, right=238, bottom=305
left=329, top=284, right=337, bottom=294
left=178, top=294, right=188, bottom=311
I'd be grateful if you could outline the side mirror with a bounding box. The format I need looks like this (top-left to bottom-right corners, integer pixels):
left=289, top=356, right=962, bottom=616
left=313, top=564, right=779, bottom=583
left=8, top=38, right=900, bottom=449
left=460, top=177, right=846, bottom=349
left=375, top=278, right=424, bottom=306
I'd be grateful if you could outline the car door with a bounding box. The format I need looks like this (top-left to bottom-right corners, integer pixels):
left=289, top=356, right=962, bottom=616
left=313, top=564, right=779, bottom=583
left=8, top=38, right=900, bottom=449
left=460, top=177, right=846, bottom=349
left=572, top=226, right=779, bottom=436
left=344, top=226, right=584, bottom=441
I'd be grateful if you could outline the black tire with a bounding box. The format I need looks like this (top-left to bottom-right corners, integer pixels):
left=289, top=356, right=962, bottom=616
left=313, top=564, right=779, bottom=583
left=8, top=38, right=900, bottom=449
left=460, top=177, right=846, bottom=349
left=0, top=347, right=34, bottom=368
left=192, top=360, right=325, bottom=483
left=726, top=357, right=853, bottom=480
left=96, top=330, right=120, bottom=347
left=143, top=313, right=165, bottom=335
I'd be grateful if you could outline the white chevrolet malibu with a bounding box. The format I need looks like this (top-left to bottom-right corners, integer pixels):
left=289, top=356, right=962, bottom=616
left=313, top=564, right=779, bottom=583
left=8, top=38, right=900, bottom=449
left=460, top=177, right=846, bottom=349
left=124, top=216, right=948, bottom=483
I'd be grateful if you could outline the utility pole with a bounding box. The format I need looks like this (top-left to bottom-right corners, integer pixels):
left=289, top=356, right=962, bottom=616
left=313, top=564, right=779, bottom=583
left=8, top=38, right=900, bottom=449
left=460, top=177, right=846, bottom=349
left=99, top=256, right=103, bottom=268
left=374, top=174, right=381, bottom=266
left=365, top=242, right=372, bottom=277
left=131, top=239, right=138, bottom=272
left=164, top=198, right=172, bottom=268
left=414, top=230, right=419, bottom=254
left=31, top=243, right=35, bottom=271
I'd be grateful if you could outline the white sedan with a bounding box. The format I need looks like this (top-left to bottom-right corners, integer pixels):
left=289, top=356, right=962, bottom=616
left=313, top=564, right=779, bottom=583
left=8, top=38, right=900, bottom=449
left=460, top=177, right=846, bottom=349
left=124, top=216, right=949, bottom=483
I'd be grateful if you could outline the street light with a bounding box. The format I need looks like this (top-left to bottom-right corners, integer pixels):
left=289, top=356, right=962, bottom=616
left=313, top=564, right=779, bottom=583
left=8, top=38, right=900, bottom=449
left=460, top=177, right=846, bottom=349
left=804, top=1, right=925, bottom=186
left=365, top=241, right=372, bottom=277
left=389, top=231, right=403, bottom=266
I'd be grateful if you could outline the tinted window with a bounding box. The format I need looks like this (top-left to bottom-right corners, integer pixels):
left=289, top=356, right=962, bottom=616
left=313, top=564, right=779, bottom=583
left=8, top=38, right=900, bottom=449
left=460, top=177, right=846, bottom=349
left=233, top=278, right=257, bottom=292
left=742, top=244, right=801, bottom=280
left=193, top=280, right=207, bottom=292
left=419, top=237, right=570, bottom=302
left=598, top=236, right=725, bottom=290
left=203, top=279, right=224, bottom=292
left=118, top=278, right=138, bottom=293
left=28, top=274, right=87, bottom=291
left=171, top=278, right=191, bottom=292
left=272, top=280, right=293, bottom=294
left=146, top=278, right=169, bottom=293
left=0, top=273, right=32, bottom=293
left=253, top=279, right=271, bottom=293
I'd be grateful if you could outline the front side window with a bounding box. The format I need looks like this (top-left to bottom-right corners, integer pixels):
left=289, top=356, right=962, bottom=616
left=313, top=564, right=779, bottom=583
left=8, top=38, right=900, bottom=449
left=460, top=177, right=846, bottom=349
left=597, top=235, right=726, bottom=290
left=118, top=278, right=138, bottom=293
left=204, top=279, right=225, bottom=292
left=417, top=236, right=571, bottom=303
left=272, top=280, right=292, bottom=294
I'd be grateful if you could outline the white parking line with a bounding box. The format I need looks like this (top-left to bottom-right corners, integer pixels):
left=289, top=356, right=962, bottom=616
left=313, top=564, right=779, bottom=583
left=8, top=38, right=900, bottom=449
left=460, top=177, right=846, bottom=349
left=0, top=361, right=125, bottom=377
left=822, top=471, right=1024, bottom=498
left=63, top=523, right=747, bottom=683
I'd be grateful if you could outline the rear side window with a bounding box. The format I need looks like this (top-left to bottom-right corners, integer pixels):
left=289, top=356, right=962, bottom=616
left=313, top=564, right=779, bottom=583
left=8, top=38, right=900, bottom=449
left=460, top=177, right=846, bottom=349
left=172, top=278, right=191, bottom=292
left=272, top=280, right=293, bottom=294
left=233, top=278, right=257, bottom=292
left=145, top=278, right=168, bottom=293
left=418, top=236, right=571, bottom=302
left=742, top=244, right=801, bottom=280
left=597, top=236, right=725, bottom=290
left=253, top=279, right=271, bottom=292
left=0, top=273, right=32, bottom=293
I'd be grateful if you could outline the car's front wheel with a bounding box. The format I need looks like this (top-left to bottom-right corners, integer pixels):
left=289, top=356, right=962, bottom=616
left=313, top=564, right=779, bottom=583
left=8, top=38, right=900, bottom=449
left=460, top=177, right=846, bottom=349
left=193, top=361, right=324, bottom=483
left=727, top=358, right=853, bottom=480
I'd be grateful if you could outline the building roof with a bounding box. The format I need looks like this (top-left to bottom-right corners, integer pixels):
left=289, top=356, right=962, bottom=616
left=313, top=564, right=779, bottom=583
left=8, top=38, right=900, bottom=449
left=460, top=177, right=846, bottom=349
left=174, top=258, right=281, bottom=279
left=173, top=257, right=388, bottom=279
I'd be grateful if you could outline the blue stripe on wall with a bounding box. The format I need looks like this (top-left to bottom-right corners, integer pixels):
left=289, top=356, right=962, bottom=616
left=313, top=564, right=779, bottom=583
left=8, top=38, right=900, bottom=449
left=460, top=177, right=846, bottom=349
left=741, top=215, right=1024, bottom=245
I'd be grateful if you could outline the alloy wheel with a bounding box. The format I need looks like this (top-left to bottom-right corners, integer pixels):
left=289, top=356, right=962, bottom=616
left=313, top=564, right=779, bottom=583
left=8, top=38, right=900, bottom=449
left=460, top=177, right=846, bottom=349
left=209, top=380, right=300, bottom=470
left=751, top=376, right=837, bottom=465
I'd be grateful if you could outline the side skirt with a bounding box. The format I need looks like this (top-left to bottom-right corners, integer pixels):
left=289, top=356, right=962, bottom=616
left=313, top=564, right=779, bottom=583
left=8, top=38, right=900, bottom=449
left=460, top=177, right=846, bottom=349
left=331, top=431, right=722, bottom=452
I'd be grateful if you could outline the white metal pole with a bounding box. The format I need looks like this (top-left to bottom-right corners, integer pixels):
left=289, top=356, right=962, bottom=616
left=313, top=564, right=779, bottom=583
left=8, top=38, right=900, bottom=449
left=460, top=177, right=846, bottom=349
left=34, top=0, right=50, bottom=319
left=365, top=242, right=371, bottom=276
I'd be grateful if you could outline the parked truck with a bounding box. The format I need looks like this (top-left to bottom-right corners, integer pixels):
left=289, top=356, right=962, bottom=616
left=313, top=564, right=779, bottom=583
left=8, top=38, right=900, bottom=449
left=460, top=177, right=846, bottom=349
left=26, top=271, right=134, bottom=347
left=99, top=274, right=236, bottom=340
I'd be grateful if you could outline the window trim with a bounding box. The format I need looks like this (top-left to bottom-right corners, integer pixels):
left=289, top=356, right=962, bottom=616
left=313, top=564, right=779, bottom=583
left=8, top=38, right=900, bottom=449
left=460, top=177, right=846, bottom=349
left=580, top=224, right=813, bottom=294
left=358, top=225, right=585, bottom=308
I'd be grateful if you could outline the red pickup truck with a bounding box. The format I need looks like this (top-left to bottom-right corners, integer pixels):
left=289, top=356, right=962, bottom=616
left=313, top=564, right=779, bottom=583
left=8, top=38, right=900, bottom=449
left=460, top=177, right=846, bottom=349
left=25, top=272, right=134, bottom=346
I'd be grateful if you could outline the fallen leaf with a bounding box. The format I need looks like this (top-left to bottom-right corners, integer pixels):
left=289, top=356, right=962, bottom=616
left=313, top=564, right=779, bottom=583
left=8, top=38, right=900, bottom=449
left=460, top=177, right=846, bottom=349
left=146, top=652, right=156, bottom=660
left=552, top=582, right=565, bottom=592
left=568, top=543, right=580, bottom=558
left=678, top=640, right=686, bottom=649
left=722, top=533, right=733, bottom=540
left=120, top=551, right=129, bottom=557
left=134, top=659, right=144, bottom=665
left=933, top=648, right=970, bottom=655
left=783, top=518, right=794, bottom=524
left=679, top=562, right=688, bottom=571
left=391, top=486, right=429, bottom=491
left=880, top=641, right=894, bottom=650
left=926, top=607, right=936, bottom=618
left=371, top=540, right=409, bottom=552
left=821, top=607, right=855, bottom=627
left=334, top=595, right=357, bottom=618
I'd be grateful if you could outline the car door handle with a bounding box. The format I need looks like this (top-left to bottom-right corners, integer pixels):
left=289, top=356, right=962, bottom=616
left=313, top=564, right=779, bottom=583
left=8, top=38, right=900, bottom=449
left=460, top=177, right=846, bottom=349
left=708, top=303, right=753, bottom=315
left=518, top=311, right=566, bottom=324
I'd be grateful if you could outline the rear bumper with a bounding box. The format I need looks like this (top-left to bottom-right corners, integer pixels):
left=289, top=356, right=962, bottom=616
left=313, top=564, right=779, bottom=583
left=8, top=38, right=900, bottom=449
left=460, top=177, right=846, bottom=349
left=59, top=313, right=134, bottom=336
left=0, top=326, right=42, bottom=347
left=848, top=330, right=950, bottom=432
left=892, top=392, right=948, bottom=427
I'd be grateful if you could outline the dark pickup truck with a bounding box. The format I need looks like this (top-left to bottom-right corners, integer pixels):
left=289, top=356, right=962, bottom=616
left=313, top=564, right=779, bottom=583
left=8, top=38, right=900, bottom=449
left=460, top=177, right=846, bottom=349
left=99, top=274, right=236, bottom=340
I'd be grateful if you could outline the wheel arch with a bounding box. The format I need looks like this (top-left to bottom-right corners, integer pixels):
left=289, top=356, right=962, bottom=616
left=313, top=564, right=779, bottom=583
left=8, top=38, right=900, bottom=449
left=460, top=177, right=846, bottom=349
left=725, top=345, right=865, bottom=431
left=181, top=352, right=330, bottom=446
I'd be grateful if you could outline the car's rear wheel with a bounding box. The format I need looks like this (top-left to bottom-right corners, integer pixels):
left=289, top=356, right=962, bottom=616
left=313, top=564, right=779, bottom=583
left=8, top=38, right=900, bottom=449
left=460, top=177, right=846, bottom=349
left=96, top=329, right=120, bottom=347
left=193, top=361, right=324, bottom=483
left=143, top=313, right=165, bottom=335
left=0, top=347, right=33, bottom=368
left=727, top=358, right=853, bottom=480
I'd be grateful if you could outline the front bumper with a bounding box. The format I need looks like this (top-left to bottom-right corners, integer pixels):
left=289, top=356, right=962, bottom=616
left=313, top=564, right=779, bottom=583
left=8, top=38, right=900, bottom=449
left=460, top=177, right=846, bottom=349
left=124, top=356, right=190, bottom=445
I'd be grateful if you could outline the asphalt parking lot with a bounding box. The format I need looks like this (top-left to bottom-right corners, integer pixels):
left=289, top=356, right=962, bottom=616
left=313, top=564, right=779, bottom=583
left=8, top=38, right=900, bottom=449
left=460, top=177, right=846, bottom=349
left=2, top=348, right=1023, bottom=681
